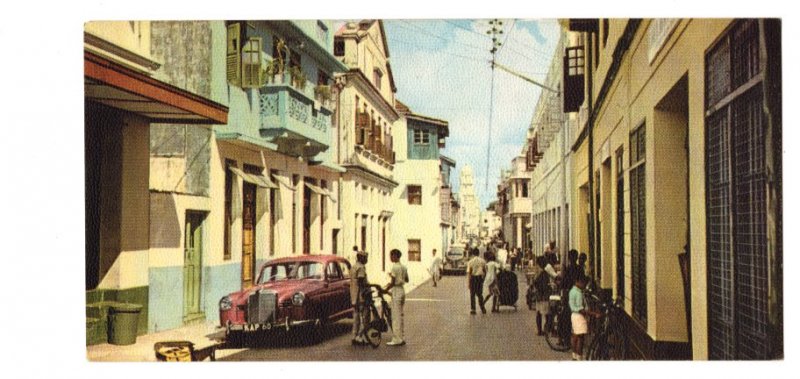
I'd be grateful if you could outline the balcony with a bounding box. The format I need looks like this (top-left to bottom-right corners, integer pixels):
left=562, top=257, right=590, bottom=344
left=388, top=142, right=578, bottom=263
left=259, top=74, right=333, bottom=158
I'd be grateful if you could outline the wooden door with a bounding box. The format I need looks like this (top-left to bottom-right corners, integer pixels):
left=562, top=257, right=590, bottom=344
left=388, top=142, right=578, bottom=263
left=303, top=184, right=311, bottom=254
left=242, top=181, right=257, bottom=288
left=184, top=211, right=205, bottom=320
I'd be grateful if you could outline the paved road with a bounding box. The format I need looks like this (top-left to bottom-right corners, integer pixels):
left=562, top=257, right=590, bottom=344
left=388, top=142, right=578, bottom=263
left=217, top=271, right=570, bottom=361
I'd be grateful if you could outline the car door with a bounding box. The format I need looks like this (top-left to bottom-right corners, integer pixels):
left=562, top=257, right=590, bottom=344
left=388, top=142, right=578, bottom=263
left=336, top=261, right=352, bottom=314
left=320, top=262, right=342, bottom=318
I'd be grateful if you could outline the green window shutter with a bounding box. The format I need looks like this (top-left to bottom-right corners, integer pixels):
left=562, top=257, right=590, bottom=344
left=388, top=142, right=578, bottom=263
left=226, top=23, right=242, bottom=86
left=241, top=37, right=263, bottom=88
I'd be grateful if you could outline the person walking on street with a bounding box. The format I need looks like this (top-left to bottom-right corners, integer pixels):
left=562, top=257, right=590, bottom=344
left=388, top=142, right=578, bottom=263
left=466, top=248, right=487, bottom=315
left=569, top=275, right=600, bottom=360
left=496, top=243, right=508, bottom=269
left=430, top=249, right=443, bottom=287
left=533, top=256, right=556, bottom=335
left=350, top=249, right=370, bottom=346
left=509, top=248, right=518, bottom=271
left=482, top=251, right=501, bottom=313
left=384, top=249, right=408, bottom=346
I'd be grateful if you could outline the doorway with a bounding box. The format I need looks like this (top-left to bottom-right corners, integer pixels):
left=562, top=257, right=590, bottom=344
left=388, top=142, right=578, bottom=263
left=184, top=211, right=206, bottom=322
left=241, top=177, right=257, bottom=288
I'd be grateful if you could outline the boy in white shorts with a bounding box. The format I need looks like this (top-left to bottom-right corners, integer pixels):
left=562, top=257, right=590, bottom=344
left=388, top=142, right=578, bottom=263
left=569, top=275, right=599, bottom=360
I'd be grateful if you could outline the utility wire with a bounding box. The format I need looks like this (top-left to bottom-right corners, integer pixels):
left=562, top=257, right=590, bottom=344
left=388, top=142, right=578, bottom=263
left=442, top=19, right=491, bottom=39
left=496, top=19, right=515, bottom=56
left=388, top=38, right=488, bottom=63
left=395, top=20, right=490, bottom=54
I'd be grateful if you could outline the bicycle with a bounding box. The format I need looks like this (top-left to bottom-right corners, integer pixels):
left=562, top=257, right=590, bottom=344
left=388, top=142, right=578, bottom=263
left=360, top=284, right=393, bottom=348
left=584, top=295, right=628, bottom=360
left=544, top=293, right=572, bottom=352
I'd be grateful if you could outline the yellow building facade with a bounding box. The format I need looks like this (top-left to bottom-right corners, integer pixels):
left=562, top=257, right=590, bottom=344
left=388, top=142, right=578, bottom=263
left=566, top=18, right=782, bottom=360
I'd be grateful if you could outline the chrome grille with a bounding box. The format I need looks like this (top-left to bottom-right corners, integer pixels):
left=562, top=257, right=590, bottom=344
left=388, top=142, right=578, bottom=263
left=247, top=290, right=277, bottom=324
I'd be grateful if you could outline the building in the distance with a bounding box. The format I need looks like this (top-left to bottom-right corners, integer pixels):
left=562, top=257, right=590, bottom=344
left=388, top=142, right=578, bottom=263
left=458, top=165, right=481, bottom=240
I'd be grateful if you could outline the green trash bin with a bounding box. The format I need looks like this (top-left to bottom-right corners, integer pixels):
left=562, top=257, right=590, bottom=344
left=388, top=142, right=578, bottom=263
left=108, top=303, right=142, bottom=346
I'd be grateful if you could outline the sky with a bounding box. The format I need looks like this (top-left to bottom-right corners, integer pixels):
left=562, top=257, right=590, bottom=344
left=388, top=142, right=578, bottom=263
left=380, top=19, right=561, bottom=210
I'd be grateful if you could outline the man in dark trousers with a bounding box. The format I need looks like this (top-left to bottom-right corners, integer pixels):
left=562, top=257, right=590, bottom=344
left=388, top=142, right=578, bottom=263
left=466, top=248, right=487, bottom=315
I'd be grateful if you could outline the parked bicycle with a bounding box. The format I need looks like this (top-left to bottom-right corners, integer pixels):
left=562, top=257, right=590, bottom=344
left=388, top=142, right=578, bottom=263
left=360, top=284, right=393, bottom=348
left=544, top=293, right=572, bottom=352
left=584, top=294, right=628, bottom=360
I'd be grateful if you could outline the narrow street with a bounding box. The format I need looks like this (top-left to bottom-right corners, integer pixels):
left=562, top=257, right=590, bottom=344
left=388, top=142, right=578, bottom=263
left=218, top=272, right=569, bottom=361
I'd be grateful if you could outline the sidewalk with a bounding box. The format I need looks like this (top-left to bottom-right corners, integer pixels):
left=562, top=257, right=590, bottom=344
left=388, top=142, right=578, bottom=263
left=86, top=321, right=241, bottom=362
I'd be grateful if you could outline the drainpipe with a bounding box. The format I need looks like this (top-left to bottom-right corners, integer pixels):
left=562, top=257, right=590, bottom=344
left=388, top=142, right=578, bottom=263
left=586, top=30, right=596, bottom=280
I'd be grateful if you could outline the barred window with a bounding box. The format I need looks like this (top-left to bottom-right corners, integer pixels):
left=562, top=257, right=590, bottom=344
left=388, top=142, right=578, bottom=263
left=629, top=125, right=646, bottom=326
left=705, top=19, right=770, bottom=360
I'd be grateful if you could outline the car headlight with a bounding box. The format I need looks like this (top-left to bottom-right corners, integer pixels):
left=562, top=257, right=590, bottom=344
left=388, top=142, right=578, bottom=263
left=219, top=296, right=232, bottom=311
left=292, top=292, right=305, bottom=306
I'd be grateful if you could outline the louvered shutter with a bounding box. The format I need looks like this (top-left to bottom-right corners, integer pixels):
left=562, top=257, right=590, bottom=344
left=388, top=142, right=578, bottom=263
left=355, top=112, right=368, bottom=145
left=226, top=23, right=242, bottom=86
left=242, top=37, right=263, bottom=88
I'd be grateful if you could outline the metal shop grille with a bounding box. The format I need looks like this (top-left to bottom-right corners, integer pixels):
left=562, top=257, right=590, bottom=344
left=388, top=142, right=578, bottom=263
left=705, top=19, right=770, bottom=360
left=706, top=109, right=735, bottom=360
left=629, top=126, right=646, bottom=326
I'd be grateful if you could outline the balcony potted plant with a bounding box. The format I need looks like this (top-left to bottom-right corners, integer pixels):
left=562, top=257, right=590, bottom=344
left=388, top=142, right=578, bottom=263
left=265, top=59, right=290, bottom=85
left=289, top=65, right=307, bottom=91
left=314, top=84, right=332, bottom=109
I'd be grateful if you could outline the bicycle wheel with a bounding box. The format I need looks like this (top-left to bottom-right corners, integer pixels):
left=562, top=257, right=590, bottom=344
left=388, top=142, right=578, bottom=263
left=365, top=327, right=381, bottom=348
left=606, top=328, right=628, bottom=360
left=545, top=310, right=571, bottom=352
left=586, top=332, right=607, bottom=360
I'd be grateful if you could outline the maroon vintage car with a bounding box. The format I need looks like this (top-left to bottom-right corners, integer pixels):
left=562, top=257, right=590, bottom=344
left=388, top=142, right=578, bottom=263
left=219, top=255, right=353, bottom=337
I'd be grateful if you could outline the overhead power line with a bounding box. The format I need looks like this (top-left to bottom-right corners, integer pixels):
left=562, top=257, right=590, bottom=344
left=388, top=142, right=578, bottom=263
left=395, top=20, right=490, bottom=54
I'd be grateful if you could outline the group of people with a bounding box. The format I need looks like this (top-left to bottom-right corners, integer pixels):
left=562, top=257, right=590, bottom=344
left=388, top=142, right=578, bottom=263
left=528, top=241, right=596, bottom=360
left=349, top=246, right=408, bottom=347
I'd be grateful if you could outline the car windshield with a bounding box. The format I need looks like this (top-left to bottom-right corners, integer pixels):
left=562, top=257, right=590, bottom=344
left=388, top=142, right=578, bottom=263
left=259, top=261, right=324, bottom=283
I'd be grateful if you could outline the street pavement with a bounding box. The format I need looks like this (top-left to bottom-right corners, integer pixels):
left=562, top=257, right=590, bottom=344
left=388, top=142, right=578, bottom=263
left=217, top=270, right=571, bottom=361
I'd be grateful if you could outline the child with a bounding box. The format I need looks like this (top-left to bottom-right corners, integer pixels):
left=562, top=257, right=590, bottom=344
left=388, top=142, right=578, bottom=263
left=569, top=274, right=599, bottom=360
left=350, top=250, right=369, bottom=346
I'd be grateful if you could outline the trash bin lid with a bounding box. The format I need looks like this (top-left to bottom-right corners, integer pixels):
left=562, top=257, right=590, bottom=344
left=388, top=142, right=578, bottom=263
left=110, top=303, right=143, bottom=313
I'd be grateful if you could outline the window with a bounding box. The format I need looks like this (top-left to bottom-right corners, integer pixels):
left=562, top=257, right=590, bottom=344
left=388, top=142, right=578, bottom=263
left=413, top=129, right=429, bottom=145
left=563, top=46, right=586, bottom=112
left=705, top=19, right=773, bottom=360
left=334, top=39, right=345, bottom=57
left=338, top=261, right=350, bottom=279
left=408, top=185, right=422, bottom=205
left=373, top=68, right=383, bottom=90
left=290, top=50, right=301, bottom=70
left=629, top=125, right=646, bottom=326
left=318, top=71, right=330, bottom=86
left=241, top=38, right=263, bottom=88
left=325, top=262, right=342, bottom=281
left=615, top=149, right=625, bottom=305
left=522, top=181, right=529, bottom=198
left=224, top=159, right=236, bottom=260
left=408, top=240, right=421, bottom=262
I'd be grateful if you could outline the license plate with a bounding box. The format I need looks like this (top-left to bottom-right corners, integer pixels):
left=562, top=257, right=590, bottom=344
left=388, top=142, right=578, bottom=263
left=238, top=323, right=274, bottom=332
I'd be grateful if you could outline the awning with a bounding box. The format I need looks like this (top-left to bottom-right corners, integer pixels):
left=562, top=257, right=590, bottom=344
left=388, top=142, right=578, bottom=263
left=230, top=167, right=277, bottom=189
left=305, top=182, right=336, bottom=203
left=272, top=175, right=295, bottom=191
left=85, top=52, right=228, bottom=124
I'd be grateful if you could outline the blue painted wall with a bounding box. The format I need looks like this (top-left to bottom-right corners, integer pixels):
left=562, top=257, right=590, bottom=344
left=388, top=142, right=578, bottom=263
left=148, top=266, right=184, bottom=332
left=148, top=262, right=242, bottom=331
